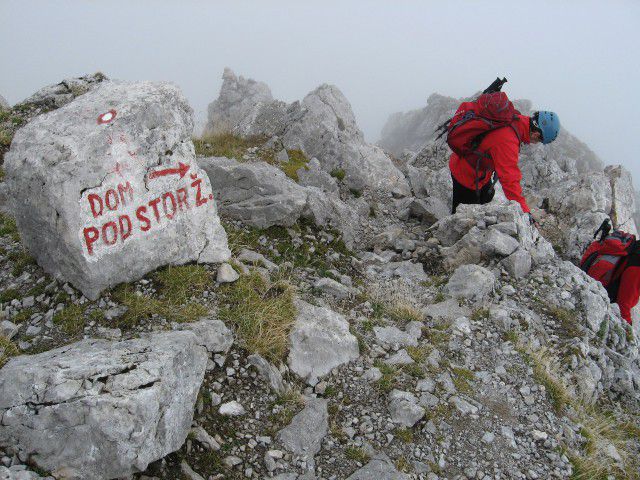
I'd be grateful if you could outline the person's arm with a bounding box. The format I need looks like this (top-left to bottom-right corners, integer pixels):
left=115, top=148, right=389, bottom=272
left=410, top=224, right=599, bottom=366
left=616, top=265, right=640, bottom=324
left=489, top=140, right=531, bottom=213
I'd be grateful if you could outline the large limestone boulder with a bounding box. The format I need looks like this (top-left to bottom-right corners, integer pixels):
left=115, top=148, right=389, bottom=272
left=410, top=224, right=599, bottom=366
left=199, top=156, right=308, bottom=228
left=198, top=156, right=363, bottom=248
left=0, top=330, right=208, bottom=480
left=4, top=80, right=230, bottom=299
left=205, top=69, right=410, bottom=196
left=287, top=299, right=359, bottom=385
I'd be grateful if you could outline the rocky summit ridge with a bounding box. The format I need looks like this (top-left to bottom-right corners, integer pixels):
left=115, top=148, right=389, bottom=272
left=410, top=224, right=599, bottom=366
left=0, top=70, right=638, bottom=480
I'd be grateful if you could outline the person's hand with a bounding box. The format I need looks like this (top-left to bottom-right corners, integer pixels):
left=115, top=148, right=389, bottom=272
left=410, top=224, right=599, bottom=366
left=528, top=213, right=540, bottom=229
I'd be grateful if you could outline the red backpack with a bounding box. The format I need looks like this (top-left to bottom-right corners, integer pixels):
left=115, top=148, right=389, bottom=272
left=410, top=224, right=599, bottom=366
left=436, top=91, right=522, bottom=190
left=580, top=220, right=636, bottom=289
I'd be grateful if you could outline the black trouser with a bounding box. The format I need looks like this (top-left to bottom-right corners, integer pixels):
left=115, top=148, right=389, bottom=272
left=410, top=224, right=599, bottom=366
left=451, top=173, right=495, bottom=214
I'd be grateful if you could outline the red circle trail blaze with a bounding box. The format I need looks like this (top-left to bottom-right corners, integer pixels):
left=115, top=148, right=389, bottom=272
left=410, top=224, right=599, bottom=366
left=97, top=109, right=117, bottom=125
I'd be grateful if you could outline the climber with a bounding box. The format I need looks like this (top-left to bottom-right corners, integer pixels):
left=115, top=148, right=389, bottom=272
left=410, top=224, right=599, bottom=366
left=581, top=219, right=639, bottom=325
left=444, top=94, right=560, bottom=221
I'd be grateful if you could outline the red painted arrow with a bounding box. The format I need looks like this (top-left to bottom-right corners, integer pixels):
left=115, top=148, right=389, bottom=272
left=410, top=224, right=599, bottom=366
left=149, top=162, right=190, bottom=180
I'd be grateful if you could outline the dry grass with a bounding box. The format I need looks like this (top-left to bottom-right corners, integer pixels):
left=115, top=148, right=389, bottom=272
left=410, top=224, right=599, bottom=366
left=345, top=446, right=370, bottom=464
left=528, top=347, right=572, bottom=413
left=152, top=264, right=213, bottom=304
left=0, top=335, right=19, bottom=367
left=218, top=271, right=296, bottom=362
left=192, top=132, right=266, bottom=159
left=366, top=281, right=424, bottom=324
left=53, top=304, right=87, bottom=335
left=395, top=427, right=414, bottom=443
left=111, top=282, right=209, bottom=329
left=570, top=406, right=638, bottom=479
left=514, top=342, right=638, bottom=479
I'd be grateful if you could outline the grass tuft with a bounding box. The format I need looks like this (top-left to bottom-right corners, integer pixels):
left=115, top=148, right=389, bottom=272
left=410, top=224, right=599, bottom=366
left=152, top=264, right=212, bottom=304
left=218, top=271, right=296, bottom=362
left=53, top=304, right=86, bottom=335
left=193, top=132, right=266, bottom=159
left=0, top=288, right=20, bottom=303
left=0, top=335, right=19, bottom=367
left=111, top=283, right=208, bottom=329
left=9, top=249, right=37, bottom=276
left=280, top=149, right=309, bottom=181
left=330, top=168, right=346, bottom=181
left=345, top=446, right=370, bottom=464
left=395, top=427, right=414, bottom=443
left=0, top=213, right=19, bottom=241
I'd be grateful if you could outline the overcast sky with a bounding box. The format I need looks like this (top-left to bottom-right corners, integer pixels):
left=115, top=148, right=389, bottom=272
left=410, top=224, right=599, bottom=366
left=1, top=0, right=639, bottom=181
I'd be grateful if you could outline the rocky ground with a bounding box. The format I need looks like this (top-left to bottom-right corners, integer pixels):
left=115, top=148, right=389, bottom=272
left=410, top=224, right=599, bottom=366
left=0, top=72, right=639, bottom=480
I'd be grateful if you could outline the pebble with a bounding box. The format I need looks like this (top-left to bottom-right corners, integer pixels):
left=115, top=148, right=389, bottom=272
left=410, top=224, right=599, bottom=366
left=219, top=401, right=245, bottom=416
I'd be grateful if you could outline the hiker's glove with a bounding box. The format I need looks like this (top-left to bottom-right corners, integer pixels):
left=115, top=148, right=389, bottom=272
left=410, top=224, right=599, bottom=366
left=528, top=213, right=539, bottom=228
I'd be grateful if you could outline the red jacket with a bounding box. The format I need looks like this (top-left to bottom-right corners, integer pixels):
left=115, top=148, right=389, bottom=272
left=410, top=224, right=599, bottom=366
left=449, top=114, right=531, bottom=213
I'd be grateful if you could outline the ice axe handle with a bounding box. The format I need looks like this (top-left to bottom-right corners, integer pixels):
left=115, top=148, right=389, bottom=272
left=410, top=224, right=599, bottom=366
left=483, top=77, right=508, bottom=94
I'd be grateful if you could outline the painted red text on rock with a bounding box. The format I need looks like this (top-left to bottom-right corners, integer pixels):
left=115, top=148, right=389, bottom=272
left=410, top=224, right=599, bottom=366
left=82, top=173, right=214, bottom=256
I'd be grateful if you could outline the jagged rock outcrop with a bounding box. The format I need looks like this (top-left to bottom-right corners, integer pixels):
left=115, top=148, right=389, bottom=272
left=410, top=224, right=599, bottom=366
left=205, top=68, right=276, bottom=137
left=428, top=202, right=640, bottom=401
left=205, top=69, right=410, bottom=196
left=0, top=94, right=9, bottom=110
left=433, top=202, right=554, bottom=271
left=4, top=80, right=230, bottom=299
left=378, top=93, right=460, bottom=156
left=0, top=330, right=209, bottom=479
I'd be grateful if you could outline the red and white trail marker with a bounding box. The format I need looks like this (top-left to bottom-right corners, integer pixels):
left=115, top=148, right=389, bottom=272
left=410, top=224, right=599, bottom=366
left=97, top=110, right=117, bottom=125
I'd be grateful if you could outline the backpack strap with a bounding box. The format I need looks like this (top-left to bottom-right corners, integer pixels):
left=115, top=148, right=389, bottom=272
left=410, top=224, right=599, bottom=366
left=581, top=251, right=600, bottom=274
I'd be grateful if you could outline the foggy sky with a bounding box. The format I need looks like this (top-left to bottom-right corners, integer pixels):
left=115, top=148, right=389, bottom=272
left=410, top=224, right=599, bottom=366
left=1, top=0, right=639, bottom=182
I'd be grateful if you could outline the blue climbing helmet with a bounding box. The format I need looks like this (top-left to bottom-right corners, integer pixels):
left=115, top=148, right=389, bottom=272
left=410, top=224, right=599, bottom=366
left=531, top=111, right=560, bottom=144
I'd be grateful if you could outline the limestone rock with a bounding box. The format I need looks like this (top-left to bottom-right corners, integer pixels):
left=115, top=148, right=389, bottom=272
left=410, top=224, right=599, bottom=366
left=296, top=158, right=339, bottom=194
left=205, top=67, right=277, bottom=137
left=0, top=466, right=51, bottom=480
left=277, top=397, right=328, bottom=458
left=199, top=156, right=308, bottom=228
left=176, top=318, right=234, bottom=354
left=0, top=331, right=208, bottom=479
left=445, top=264, right=495, bottom=301
left=17, top=72, right=108, bottom=110
left=0, top=94, right=9, bottom=110
left=374, top=321, right=423, bottom=347
left=288, top=299, right=359, bottom=385
left=313, top=277, right=352, bottom=299
left=605, top=165, right=638, bottom=236
left=388, top=389, right=425, bottom=427
left=502, top=248, right=532, bottom=279
left=346, top=453, right=410, bottom=480
left=206, top=69, right=409, bottom=196
left=248, top=353, right=287, bottom=394
left=216, top=263, right=239, bottom=283
left=4, top=80, right=230, bottom=300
